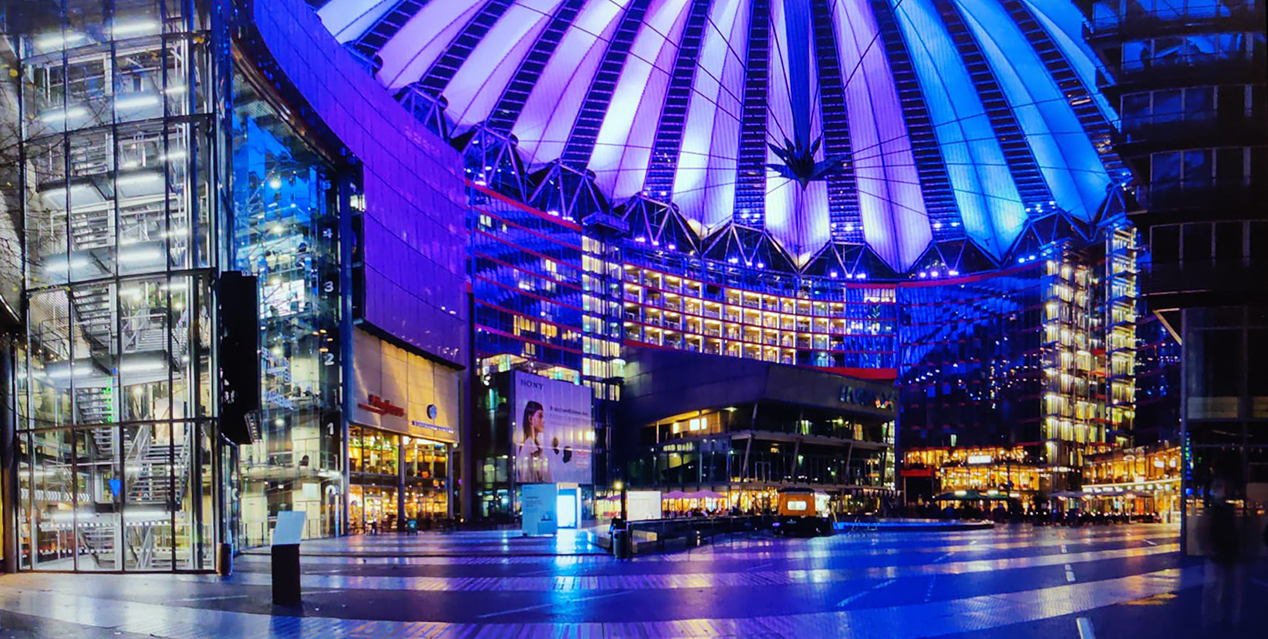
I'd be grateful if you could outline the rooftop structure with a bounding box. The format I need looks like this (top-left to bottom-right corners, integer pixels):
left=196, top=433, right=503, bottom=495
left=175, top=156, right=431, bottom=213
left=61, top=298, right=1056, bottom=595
left=315, top=0, right=1133, bottom=277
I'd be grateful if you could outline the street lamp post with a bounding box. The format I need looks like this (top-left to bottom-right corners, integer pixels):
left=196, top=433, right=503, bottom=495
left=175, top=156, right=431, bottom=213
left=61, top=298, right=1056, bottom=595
left=617, top=481, right=628, bottom=521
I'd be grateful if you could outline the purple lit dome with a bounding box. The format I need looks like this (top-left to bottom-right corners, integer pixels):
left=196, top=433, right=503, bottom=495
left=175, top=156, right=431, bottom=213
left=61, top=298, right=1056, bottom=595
left=314, top=0, right=1126, bottom=277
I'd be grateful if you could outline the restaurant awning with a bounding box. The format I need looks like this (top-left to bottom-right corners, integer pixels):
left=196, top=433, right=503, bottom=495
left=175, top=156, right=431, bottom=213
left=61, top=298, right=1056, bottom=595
left=689, top=490, right=728, bottom=500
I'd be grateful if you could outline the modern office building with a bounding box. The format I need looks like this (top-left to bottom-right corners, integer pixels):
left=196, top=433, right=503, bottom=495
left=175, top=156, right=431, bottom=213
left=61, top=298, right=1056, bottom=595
left=620, top=347, right=896, bottom=513
left=0, top=0, right=468, bottom=571
left=1076, top=0, right=1268, bottom=543
left=899, top=231, right=1139, bottom=503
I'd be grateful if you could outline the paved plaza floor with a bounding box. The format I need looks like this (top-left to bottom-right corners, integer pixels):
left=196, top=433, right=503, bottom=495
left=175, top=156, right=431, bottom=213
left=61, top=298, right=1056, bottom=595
left=0, top=524, right=1265, bottom=638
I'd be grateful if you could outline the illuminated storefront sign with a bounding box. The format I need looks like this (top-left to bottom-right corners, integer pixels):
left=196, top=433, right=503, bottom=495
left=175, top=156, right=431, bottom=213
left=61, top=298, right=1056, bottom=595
left=359, top=394, right=405, bottom=417
left=351, top=329, right=459, bottom=443
left=838, top=385, right=896, bottom=411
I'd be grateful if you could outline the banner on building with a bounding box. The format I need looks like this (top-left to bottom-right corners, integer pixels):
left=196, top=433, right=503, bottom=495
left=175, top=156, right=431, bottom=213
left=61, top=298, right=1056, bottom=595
left=511, top=371, right=593, bottom=485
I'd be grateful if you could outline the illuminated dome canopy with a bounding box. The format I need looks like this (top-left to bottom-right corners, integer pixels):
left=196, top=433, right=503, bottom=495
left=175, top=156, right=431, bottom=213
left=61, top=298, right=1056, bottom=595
left=315, top=0, right=1126, bottom=276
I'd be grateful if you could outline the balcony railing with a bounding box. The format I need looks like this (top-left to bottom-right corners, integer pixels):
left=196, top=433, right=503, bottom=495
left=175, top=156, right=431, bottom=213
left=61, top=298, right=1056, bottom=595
left=1134, top=177, right=1264, bottom=212
left=1112, top=51, right=1265, bottom=87
left=1086, top=1, right=1262, bottom=40
left=1115, top=109, right=1260, bottom=146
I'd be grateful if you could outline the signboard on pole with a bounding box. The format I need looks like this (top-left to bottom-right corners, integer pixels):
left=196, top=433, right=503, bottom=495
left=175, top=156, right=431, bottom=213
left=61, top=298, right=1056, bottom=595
left=521, top=483, right=558, bottom=536
left=626, top=490, right=663, bottom=522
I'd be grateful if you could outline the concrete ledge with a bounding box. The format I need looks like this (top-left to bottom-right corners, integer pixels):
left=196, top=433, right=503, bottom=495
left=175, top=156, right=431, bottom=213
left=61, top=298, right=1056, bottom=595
left=835, top=519, right=996, bottom=532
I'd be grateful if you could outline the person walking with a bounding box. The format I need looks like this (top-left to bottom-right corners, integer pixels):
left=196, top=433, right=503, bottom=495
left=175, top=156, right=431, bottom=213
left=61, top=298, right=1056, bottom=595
left=1201, top=474, right=1247, bottom=629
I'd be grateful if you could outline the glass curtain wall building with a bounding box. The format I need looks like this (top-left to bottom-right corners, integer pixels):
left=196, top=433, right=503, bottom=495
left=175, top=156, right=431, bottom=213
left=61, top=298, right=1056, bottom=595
left=10, top=0, right=224, bottom=570
left=2, top=0, right=472, bottom=571
left=468, top=185, right=598, bottom=518
left=230, top=68, right=344, bottom=547
left=899, top=233, right=1138, bottom=503
left=1077, top=0, right=1268, bottom=548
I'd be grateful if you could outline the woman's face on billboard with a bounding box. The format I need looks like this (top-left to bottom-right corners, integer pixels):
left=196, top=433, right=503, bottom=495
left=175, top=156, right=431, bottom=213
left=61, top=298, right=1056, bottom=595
left=530, top=408, right=544, bottom=435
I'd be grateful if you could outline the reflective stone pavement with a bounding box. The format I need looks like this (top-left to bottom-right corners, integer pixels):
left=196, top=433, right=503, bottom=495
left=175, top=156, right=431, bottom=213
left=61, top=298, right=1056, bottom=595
left=1, top=524, right=1265, bottom=638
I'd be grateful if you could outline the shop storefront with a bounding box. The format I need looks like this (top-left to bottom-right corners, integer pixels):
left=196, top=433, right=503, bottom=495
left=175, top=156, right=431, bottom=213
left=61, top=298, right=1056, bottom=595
left=347, top=426, right=451, bottom=532
left=1083, top=445, right=1181, bottom=521
left=902, top=445, right=1045, bottom=507
left=619, top=348, right=898, bottom=516
left=348, top=329, right=460, bottom=532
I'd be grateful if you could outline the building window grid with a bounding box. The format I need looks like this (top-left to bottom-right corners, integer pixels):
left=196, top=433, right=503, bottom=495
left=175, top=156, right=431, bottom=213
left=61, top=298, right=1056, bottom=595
left=16, top=6, right=219, bottom=572
left=620, top=264, right=897, bottom=368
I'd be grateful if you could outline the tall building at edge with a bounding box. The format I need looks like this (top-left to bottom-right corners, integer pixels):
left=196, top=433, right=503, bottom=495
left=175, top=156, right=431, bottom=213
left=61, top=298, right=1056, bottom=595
left=0, top=0, right=1203, bottom=573
left=1075, top=0, right=1268, bottom=547
left=0, top=0, right=468, bottom=570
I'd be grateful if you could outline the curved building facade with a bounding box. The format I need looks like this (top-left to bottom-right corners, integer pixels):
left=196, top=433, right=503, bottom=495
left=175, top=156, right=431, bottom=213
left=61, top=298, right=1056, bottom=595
left=316, top=0, right=1129, bottom=277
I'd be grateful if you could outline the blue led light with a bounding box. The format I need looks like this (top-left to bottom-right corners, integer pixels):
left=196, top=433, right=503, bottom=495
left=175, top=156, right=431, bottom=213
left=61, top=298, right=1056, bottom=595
left=324, top=0, right=1122, bottom=276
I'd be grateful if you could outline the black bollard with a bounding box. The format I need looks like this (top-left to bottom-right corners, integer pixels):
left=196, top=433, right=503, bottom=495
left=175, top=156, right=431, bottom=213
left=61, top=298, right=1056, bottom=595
left=272, top=543, right=301, bottom=606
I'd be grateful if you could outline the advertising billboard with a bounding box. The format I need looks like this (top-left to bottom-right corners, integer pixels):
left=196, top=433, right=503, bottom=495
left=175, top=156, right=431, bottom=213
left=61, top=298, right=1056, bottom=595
left=511, top=371, right=593, bottom=485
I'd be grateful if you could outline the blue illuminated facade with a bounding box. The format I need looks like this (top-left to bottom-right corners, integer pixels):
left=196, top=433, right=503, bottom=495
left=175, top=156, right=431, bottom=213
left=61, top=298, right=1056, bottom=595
left=313, top=0, right=1129, bottom=278
left=308, top=0, right=1158, bottom=513
left=230, top=68, right=345, bottom=546
left=470, top=188, right=587, bottom=380
left=897, top=233, right=1139, bottom=501
left=2, top=0, right=1208, bottom=577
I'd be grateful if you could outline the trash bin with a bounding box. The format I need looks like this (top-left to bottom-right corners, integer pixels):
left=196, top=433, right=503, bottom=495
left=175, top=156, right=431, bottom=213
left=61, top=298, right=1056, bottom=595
left=612, top=528, right=631, bottom=559
left=217, top=542, right=233, bottom=576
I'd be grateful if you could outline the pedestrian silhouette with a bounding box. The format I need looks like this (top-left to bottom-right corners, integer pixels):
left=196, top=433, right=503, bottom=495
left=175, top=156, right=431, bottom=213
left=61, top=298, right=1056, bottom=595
left=1201, top=470, right=1247, bottom=629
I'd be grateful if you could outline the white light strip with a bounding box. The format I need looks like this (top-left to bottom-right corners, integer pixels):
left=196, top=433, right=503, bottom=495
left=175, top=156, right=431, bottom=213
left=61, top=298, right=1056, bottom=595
left=39, top=106, right=88, bottom=124
left=116, top=172, right=161, bottom=188
left=119, top=360, right=165, bottom=374
left=117, top=248, right=164, bottom=264
left=35, top=32, right=86, bottom=50
left=111, top=21, right=160, bottom=38
left=42, top=257, right=90, bottom=273
left=114, top=94, right=161, bottom=110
